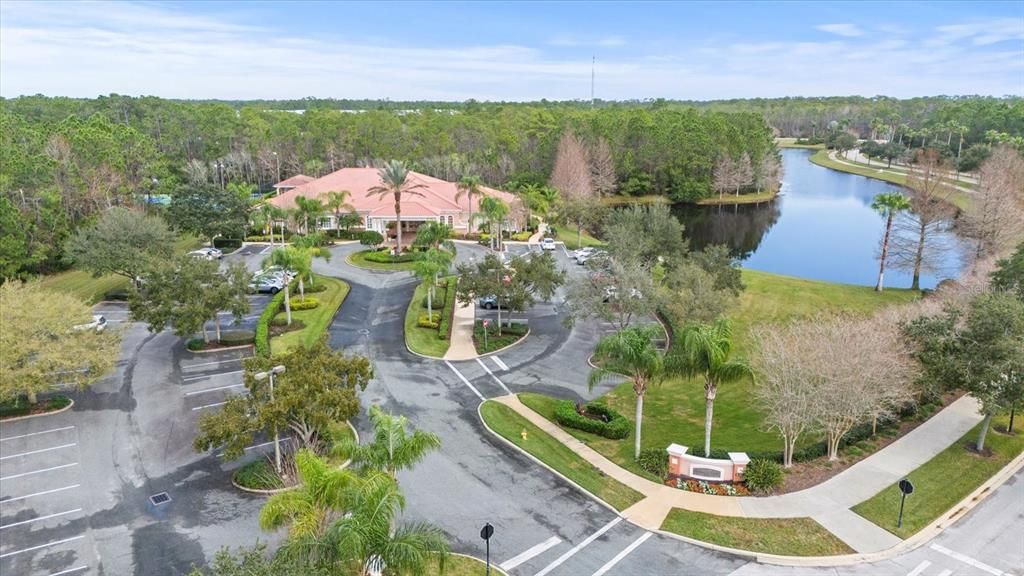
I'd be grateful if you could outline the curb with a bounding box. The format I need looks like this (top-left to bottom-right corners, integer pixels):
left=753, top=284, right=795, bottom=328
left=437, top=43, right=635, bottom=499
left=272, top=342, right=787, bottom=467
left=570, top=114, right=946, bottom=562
left=474, top=328, right=530, bottom=359
left=344, top=251, right=414, bottom=273
left=187, top=343, right=254, bottom=354
left=449, top=552, right=510, bottom=575
left=0, top=398, right=75, bottom=423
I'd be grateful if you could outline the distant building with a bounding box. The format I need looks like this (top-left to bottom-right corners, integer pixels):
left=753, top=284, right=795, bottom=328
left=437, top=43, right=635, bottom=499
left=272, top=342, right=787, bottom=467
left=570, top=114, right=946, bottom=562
left=272, top=175, right=315, bottom=196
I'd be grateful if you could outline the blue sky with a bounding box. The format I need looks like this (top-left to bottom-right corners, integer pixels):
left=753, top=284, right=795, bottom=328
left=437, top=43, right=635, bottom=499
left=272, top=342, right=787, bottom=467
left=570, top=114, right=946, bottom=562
left=1, top=1, right=1021, bottom=100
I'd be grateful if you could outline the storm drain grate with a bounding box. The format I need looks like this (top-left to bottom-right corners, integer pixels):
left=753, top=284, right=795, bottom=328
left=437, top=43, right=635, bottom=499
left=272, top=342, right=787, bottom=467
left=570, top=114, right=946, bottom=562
left=149, top=492, right=171, bottom=506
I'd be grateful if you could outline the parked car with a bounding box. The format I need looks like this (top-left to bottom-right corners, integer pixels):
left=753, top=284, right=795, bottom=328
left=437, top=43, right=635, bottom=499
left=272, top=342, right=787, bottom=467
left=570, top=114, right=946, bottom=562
left=477, top=295, right=506, bottom=310
left=261, top=265, right=297, bottom=281
left=541, top=237, right=557, bottom=251
left=573, top=246, right=596, bottom=261
left=603, top=286, right=642, bottom=303
left=73, top=314, right=107, bottom=332
left=577, top=249, right=607, bottom=265
left=249, top=275, right=284, bottom=294
left=189, top=247, right=223, bottom=260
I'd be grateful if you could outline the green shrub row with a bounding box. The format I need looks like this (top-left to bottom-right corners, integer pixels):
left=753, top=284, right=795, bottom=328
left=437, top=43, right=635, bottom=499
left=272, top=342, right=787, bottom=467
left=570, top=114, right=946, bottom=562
left=438, top=277, right=457, bottom=341
left=417, top=312, right=441, bottom=329
left=420, top=283, right=447, bottom=308
left=289, top=297, right=319, bottom=311
left=244, top=234, right=294, bottom=243
left=255, top=288, right=288, bottom=357
left=363, top=249, right=424, bottom=264
left=213, top=237, right=243, bottom=250
left=554, top=400, right=631, bottom=440
left=219, top=329, right=255, bottom=346
left=510, top=231, right=531, bottom=242
left=0, top=394, right=71, bottom=419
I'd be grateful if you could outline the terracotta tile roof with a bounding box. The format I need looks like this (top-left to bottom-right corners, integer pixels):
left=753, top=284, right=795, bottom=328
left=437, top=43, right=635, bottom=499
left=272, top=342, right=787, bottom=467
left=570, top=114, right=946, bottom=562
left=273, top=174, right=315, bottom=188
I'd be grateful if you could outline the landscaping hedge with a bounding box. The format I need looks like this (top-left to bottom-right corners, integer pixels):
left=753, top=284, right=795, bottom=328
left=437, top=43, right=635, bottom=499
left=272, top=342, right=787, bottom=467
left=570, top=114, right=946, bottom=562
left=255, top=288, right=288, bottom=357
left=213, top=237, right=243, bottom=250
left=363, top=249, right=423, bottom=264
left=289, top=297, right=319, bottom=311
left=219, top=329, right=255, bottom=346
left=417, top=312, right=441, bottom=329
left=637, top=448, right=668, bottom=477
left=554, top=400, right=630, bottom=440
left=438, top=277, right=457, bottom=341
left=0, top=394, right=71, bottom=419
left=420, top=283, right=447, bottom=308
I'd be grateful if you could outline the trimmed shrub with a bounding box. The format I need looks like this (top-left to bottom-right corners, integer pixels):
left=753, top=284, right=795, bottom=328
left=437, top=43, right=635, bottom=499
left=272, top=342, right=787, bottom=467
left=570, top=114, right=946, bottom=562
left=186, top=338, right=206, bottom=351
left=510, top=231, right=531, bottom=242
left=637, top=448, right=668, bottom=478
left=363, top=249, right=422, bottom=264
left=255, top=287, right=288, bottom=357
left=289, top=297, right=319, bottom=311
left=554, top=400, right=630, bottom=440
left=0, top=395, right=71, bottom=419
left=359, top=230, right=385, bottom=247
left=213, top=237, right=243, bottom=250
left=219, top=329, right=255, bottom=346
left=302, top=282, right=327, bottom=294
left=744, top=459, right=784, bottom=493
left=418, top=312, right=441, bottom=329
left=421, top=285, right=447, bottom=308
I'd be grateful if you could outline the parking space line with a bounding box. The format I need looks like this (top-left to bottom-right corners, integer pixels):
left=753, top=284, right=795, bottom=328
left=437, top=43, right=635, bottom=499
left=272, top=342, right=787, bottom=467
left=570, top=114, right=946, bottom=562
left=534, top=517, right=622, bottom=576
left=184, top=383, right=245, bottom=396
left=906, top=560, right=931, bottom=576
left=591, top=532, right=652, bottom=576
left=476, top=358, right=512, bottom=395
left=499, top=536, right=562, bottom=571
left=1, top=462, right=78, bottom=481
left=0, top=443, right=77, bottom=461
left=491, top=356, right=509, bottom=371
left=1, top=508, right=83, bottom=530
left=183, top=358, right=245, bottom=369
left=0, top=535, right=85, bottom=558
left=0, top=426, right=75, bottom=442
left=929, top=543, right=1005, bottom=575
left=191, top=401, right=229, bottom=411
left=218, top=437, right=295, bottom=457
left=936, top=570, right=952, bottom=576
left=2, top=484, right=80, bottom=503
left=183, top=369, right=243, bottom=382
left=444, top=361, right=485, bottom=402
left=49, top=566, right=89, bottom=576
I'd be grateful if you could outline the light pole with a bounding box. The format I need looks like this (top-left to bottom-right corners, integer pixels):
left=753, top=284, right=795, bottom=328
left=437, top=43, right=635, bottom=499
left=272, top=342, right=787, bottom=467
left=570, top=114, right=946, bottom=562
left=254, top=365, right=286, bottom=474
left=148, top=177, right=158, bottom=212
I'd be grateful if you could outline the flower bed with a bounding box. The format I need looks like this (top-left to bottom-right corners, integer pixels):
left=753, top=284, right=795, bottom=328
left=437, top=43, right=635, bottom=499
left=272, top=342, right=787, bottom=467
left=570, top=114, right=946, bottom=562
left=668, top=477, right=750, bottom=496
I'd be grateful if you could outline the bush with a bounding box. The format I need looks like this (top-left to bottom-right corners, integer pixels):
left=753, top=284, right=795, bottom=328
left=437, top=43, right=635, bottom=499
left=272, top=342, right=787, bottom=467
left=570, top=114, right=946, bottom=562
left=510, top=231, right=531, bottom=242
left=103, top=289, right=130, bottom=301
left=289, top=297, right=319, bottom=311
left=420, top=285, right=447, bottom=308
left=363, top=249, right=422, bottom=264
left=186, top=338, right=206, bottom=351
left=0, top=394, right=71, bottom=419
left=637, top=448, right=668, bottom=478
left=553, top=400, right=630, bottom=440
left=219, top=329, right=255, bottom=346
left=233, top=459, right=285, bottom=490
left=359, top=230, right=384, bottom=247
left=303, top=282, right=327, bottom=294
left=213, top=237, right=243, bottom=250
left=255, top=287, right=287, bottom=357
left=418, top=312, right=441, bottom=329
left=744, top=459, right=784, bottom=493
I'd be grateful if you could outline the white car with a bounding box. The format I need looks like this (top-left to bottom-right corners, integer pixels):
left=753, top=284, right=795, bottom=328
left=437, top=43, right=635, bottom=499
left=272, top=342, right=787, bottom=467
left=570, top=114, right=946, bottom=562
left=189, top=247, right=223, bottom=260
left=541, top=237, right=557, bottom=251
left=574, top=247, right=596, bottom=263
left=73, top=314, right=107, bottom=332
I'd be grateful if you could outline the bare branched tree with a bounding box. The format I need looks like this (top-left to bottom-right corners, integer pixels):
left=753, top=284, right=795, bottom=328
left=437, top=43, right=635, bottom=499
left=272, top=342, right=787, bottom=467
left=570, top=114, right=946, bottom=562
left=735, top=152, right=754, bottom=196
left=589, top=137, right=617, bottom=196
left=960, top=145, right=1024, bottom=261
left=752, top=325, right=818, bottom=467
left=890, top=149, right=958, bottom=290
left=712, top=155, right=735, bottom=200
left=549, top=128, right=593, bottom=200
left=757, top=152, right=783, bottom=194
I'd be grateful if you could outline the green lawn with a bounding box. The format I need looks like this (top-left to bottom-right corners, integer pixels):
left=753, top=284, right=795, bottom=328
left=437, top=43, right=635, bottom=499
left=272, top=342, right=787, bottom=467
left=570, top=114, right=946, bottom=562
left=423, top=554, right=506, bottom=576
left=347, top=249, right=420, bottom=271
left=775, top=138, right=825, bottom=150
left=547, top=223, right=605, bottom=249
left=404, top=279, right=452, bottom=358
left=271, top=275, right=349, bottom=354
left=601, top=195, right=670, bottom=207
left=852, top=414, right=1024, bottom=538
left=809, top=150, right=970, bottom=211
left=525, top=269, right=920, bottom=479
left=697, top=190, right=778, bottom=206
left=660, top=509, right=853, bottom=556
left=479, top=401, right=644, bottom=511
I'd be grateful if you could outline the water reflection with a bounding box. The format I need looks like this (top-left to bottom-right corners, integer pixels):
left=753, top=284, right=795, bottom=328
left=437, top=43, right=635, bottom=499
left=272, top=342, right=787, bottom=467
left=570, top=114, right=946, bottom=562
left=673, top=149, right=964, bottom=289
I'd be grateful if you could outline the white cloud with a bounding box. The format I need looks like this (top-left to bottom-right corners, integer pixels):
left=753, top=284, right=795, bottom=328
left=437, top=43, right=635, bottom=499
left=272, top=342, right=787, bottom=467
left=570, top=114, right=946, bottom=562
left=816, top=23, right=864, bottom=38
left=549, top=34, right=626, bottom=48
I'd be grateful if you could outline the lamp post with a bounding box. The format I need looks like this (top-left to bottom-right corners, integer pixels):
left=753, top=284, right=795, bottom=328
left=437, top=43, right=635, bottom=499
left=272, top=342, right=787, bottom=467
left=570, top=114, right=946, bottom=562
left=254, top=365, right=286, bottom=474
left=148, top=177, right=158, bottom=212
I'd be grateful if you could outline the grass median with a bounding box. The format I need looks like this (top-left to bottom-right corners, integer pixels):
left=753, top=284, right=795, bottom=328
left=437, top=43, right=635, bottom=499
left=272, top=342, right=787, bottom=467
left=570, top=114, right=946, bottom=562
left=271, top=275, right=349, bottom=354
left=852, top=413, right=1024, bottom=539
left=660, top=509, right=854, bottom=556
left=479, top=400, right=644, bottom=511
left=348, top=248, right=420, bottom=271
left=405, top=278, right=453, bottom=358
left=548, top=223, right=604, bottom=250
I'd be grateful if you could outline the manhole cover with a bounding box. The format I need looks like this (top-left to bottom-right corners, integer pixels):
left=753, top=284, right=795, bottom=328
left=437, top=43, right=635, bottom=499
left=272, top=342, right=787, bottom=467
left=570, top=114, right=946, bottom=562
left=149, top=492, right=171, bottom=506
left=357, top=328, right=370, bottom=335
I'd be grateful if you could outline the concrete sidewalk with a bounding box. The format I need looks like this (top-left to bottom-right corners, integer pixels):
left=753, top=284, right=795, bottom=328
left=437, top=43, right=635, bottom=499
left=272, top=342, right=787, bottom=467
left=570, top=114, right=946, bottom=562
left=496, top=393, right=984, bottom=554
left=443, top=299, right=477, bottom=361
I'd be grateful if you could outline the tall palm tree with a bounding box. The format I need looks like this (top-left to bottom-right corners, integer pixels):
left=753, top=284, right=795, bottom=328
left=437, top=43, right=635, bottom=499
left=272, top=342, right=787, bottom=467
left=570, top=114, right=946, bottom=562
left=672, top=319, right=752, bottom=457
left=294, top=196, right=326, bottom=235
left=456, top=175, right=485, bottom=234
left=333, top=405, right=441, bottom=480
left=324, top=190, right=354, bottom=233
left=278, top=473, right=449, bottom=576
left=264, top=246, right=309, bottom=324
left=870, top=192, right=912, bottom=292
left=588, top=325, right=665, bottom=460
left=368, top=160, right=426, bottom=251
left=476, top=196, right=510, bottom=251
left=259, top=450, right=365, bottom=539
left=270, top=205, right=289, bottom=245
left=290, top=235, right=332, bottom=289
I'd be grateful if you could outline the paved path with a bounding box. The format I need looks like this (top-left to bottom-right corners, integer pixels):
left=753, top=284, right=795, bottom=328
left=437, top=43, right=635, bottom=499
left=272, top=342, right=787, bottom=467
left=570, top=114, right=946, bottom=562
left=497, top=393, right=985, bottom=554
left=443, top=299, right=477, bottom=360
left=827, top=151, right=976, bottom=196
left=845, top=148, right=979, bottom=185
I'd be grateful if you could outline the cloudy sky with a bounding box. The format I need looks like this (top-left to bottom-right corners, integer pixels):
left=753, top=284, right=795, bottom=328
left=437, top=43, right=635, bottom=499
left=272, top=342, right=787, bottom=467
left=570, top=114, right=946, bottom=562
left=1, top=1, right=1022, bottom=101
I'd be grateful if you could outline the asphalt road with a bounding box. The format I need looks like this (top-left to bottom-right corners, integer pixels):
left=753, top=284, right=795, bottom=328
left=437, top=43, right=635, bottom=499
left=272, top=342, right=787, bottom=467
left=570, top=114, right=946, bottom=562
left=2, top=240, right=1021, bottom=576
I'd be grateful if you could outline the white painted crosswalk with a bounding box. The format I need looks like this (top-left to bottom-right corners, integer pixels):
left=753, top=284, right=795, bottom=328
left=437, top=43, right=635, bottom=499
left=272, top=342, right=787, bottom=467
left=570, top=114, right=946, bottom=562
left=499, top=536, right=562, bottom=572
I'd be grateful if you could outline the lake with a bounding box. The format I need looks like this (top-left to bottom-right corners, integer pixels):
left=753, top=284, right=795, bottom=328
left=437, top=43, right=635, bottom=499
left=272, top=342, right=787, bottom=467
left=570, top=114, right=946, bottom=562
left=674, top=148, right=965, bottom=289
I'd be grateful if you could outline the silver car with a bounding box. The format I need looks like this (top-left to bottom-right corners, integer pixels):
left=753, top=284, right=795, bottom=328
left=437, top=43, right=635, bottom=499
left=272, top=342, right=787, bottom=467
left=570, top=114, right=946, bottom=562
left=189, top=247, right=223, bottom=260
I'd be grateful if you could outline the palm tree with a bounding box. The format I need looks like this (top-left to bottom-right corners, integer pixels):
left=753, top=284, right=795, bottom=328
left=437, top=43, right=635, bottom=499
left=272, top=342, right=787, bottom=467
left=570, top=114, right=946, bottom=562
left=294, top=196, right=326, bottom=235
left=270, top=205, right=289, bottom=245
left=264, top=247, right=309, bottom=324
left=278, top=473, right=449, bottom=576
left=456, top=175, right=484, bottom=234
left=413, top=221, right=455, bottom=253
left=588, top=325, right=665, bottom=460
left=870, top=192, right=912, bottom=292
left=259, top=450, right=364, bottom=539
left=672, top=319, right=752, bottom=457
left=476, top=196, right=510, bottom=251
left=290, top=235, right=332, bottom=289
left=333, top=405, right=441, bottom=480
left=412, top=251, right=447, bottom=318
left=367, top=160, right=426, bottom=251
left=324, top=190, right=354, bottom=234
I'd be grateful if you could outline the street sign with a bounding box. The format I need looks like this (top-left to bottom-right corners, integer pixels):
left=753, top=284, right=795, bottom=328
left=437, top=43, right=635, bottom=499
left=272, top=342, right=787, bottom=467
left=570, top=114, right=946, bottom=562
left=480, top=523, right=494, bottom=540
left=897, top=478, right=914, bottom=528
left=899, top=479, right=914, bottom=495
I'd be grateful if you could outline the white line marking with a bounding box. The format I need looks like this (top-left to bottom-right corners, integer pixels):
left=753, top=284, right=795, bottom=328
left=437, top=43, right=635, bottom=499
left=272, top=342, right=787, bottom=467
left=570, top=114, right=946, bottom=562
left=1, top=484, right=80, bottom=503
left=591, top=532, right=652, bottom=576
left=218, top=437, right=294, bottom=457
left=1, top=462, right=78, bottom=481
left=491, top=355, right=509, bottom=371
left=183, top=369, right=243, bottom=382
left=444, top=361, right=485, bottom=401
left=191, top=401, right=228, bottom=411
left=260, top=245, right=272, bottom=255
left=0, top=426, right=75, bottom=442
left=930, top=543, right=1005, bottom=575
left=183, top=358, right=245, bottom=369
left=0, top=508, right=83, bottom=530
left=936, top=570, right=952, bottom=576
left=906, top=561, right=931, bottom=576
left=534, top=517, right=622, bottom=576
left=0, top=535, right=85, bottom=558
left=0, top=443, right=77, bottom=460
left=499, top=536, right=562, bottom=571
left=184, top=383, right=245, bottom=396
left=476, top=358, right=512, bottom=395
left=49, top=566, right=89, bottom=576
